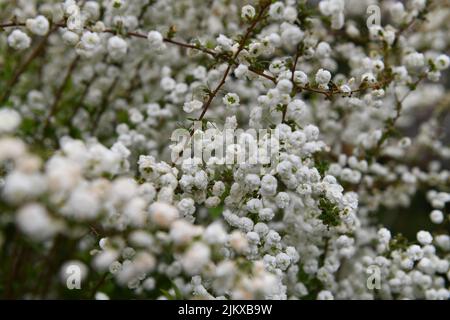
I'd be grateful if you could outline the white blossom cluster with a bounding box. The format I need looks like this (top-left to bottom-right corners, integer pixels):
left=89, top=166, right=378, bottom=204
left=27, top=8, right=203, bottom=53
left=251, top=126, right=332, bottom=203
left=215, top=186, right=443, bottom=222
left=0, top=0, right=449, bottom=300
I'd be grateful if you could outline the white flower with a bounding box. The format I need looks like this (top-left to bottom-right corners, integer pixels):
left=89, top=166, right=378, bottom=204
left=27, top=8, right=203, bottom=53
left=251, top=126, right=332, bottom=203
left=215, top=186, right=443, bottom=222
left=404, top=52, right=425, bottom=68
left=430, top=210, right=444, bottom=224
left=331, top=12, right=344, bottom=29
left=281, top=25, right=304, bottom=47
left=93, top=250, right=119, bottom=272
left=62, top=30, right=80, bottom=45
left=216, top=34, right=233, bottom=51
left=142, top=278, right=156, bottom=291
left=284, top=7, right=298, bottom=23
left=229, top=230, right=249, bottom=253
left=276, top=252, right=291, bottom=270
left=212, top=181, right=226, bottom=196
left=315, top=68, right=331, bottom=86
left=304, top=124, right=320, bottom=141
left=417, top=231, right=433, bottom=245
left=248, top=42, right=263, bottom=57
left=3, top=171, right=46, bottom=203
left=259, top=208, right=275, bottom=221
left=107, top=36, right=128, bottom=60
left=92, top=21, right=105, bottom=33
left=245, top=174, right=261, bottom=190
left=293, top=71, right=308, bottom=86
left=82, top=0, right=99, bottom=19
left=434, top=54, right=450, bottom=70
left=181, top=242, right=211, bottom=275
left=340, top=84, right=352, bottom=95
left=95, top=292, right=110, bottom=300
left=241, top=5, right=256, bottom=20
left=80, top=31, right=100, bottom=50
left=169, top=220, right=202, bottom=245
left=183, top=100, right=203, bottom=113
left=205, top=196, right=221, bottom=208
left=7, top=29, right=31, bottom=50
left=0, top=137, right=26, bottom=161
left=0, top=109, right=21, bottom=133
left=261, top=175, right=277, bottom=196
left=275, top=192, right=290, bottom=208
left=234, top=64, right=249, bottom=79
left=247, top=231, right=260, bottom=244
left=26, top=15, right=49, bottom=36
left=16, top=203, right=59, bottom=241
left=286, top=99, right=306, bottom=122
left=316, top=42, right=331, bottom=57
left=268, top=33, right=281, bottom=47
left=377, top=228, right=391, bottom=244
left=1, top=0, right=450, bottom=302
left=390, top=2, right=405, bottom=23
left=147, top=30, right=165, bottom=50
left=204, top=222, right=228, bottom=244
left=269, top=2, right=285, bottom=20
left=276, top=79, right=293, bottom=93
left=61, top=186, right=100, bottom=220
left=67, top=13, right=83, bottom=31
left=223, top=93, right=240, bottom=107
left=435, top=235, right=450, bottom=251
left=149, top=202, right=179, bottom=228
left=411, top=0, right=426, bottom=11
left=246, top=198, right=262, bottom=213
left=177, top=197, right=196, bottom=216
left=317, top=290, right=334, bottom=300
left=407, top=245, right=423, bottom=261
left=239, top=217, right=254, bottom=232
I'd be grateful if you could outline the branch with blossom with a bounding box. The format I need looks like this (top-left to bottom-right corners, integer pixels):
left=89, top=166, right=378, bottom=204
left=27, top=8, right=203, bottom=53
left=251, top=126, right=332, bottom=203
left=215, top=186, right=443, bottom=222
left=0, top=0, right=449, bottom=301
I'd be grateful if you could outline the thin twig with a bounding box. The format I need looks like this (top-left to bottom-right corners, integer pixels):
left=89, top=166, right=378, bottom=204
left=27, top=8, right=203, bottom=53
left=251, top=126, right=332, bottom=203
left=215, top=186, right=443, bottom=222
left=2, top=2, right=426, bottom=109
left=196, top=1, right=271, bottom=123
left=42, top=56, right=80, bottom=134
left=89, top=272, right=108, bottom=299
left=369, top=74, right=426, bottom=161
left=0, top=25, right=57, bottom=104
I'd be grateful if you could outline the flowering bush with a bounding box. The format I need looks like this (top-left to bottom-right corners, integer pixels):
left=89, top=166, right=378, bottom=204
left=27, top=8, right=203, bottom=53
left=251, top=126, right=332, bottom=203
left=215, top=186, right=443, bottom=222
left=0, top=0, right=449, bottom=300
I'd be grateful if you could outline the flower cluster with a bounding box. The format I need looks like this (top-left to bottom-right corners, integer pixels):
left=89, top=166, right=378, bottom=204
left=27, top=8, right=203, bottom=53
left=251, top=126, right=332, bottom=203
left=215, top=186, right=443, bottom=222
left=0, top=0, right=449, bottom=300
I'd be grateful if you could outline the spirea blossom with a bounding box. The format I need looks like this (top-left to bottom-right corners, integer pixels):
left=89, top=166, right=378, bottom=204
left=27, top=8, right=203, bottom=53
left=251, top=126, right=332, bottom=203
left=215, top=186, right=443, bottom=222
left=0, top=109, right=21, bottom=133
left=241, top=5, right=255, bottom=20
left=315, top=68, right=332, bottom=87
left=147, top=30, right=164, bottom=50
left=26, top=15, right=49, bottom=36
left=223, top=93, right=240, bottom=108
left=183, top=100, right=203, bottom=113
left=107, top=36, right=128, bottom=61
left=7, top=29, right=31, bottom=50
left=80, top=31, right=100, bottom=50
left=0, top=0, right=449, bottom=302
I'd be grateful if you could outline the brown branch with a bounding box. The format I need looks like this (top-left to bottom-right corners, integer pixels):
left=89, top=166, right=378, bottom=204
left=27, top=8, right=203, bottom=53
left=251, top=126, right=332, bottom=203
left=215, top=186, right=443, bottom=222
left=0, top=25, right=57, bottom=104
left=89, top=272, right=108, bottom=299
left=197, top=65, right=233, bottom=122
left=137, top=0, right=153, bottom=22
left=42, top=56, right=80, bottom=134
left=0, top=21, right=331, bottom=99
left=0, top=22, right=25, bottom=28
left=368, top=74, right=426, bottom=161
left=0, top=14, right=410, bottom=105
left=195, top=1, right=271, bottom=123
left=290, top=51, right=301, bottom=83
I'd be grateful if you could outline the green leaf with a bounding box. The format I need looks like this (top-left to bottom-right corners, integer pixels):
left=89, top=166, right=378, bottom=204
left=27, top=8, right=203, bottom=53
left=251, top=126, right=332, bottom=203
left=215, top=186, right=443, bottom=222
left=208, top=204, right=224, bottom=218
left=318, top=195, right=341, bottom=228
